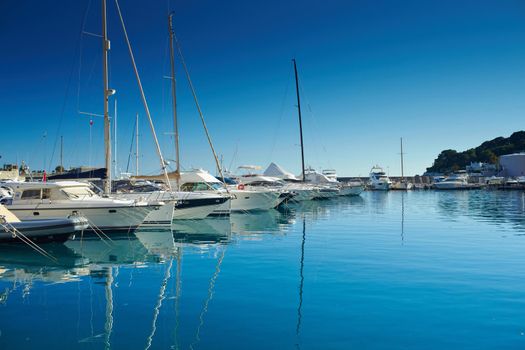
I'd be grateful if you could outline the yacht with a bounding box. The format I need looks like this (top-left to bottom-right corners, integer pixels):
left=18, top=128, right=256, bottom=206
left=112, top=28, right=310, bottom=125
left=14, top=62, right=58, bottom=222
left=433, top=171, right=470, bottom=190
left=180, top=169, right=284, bottom=212
left=369, top=166, right=392, bottom=190
left=1, top=181, right=158, bottom=232
left=263, top=163, right=319, bottom=201
left=300, top=167, right=364, bottom=198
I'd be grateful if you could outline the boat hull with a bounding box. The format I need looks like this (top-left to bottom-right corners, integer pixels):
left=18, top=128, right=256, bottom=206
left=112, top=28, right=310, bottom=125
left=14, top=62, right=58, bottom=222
left=6, top=205, right=154, bottom=232
left=230, top=189, right=282, bottom=211
left=1, top=217, right=88, bottom=243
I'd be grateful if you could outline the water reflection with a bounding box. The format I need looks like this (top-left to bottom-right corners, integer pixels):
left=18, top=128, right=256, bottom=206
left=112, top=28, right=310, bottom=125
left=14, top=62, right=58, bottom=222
left=436, top=190, right=525, bottom=232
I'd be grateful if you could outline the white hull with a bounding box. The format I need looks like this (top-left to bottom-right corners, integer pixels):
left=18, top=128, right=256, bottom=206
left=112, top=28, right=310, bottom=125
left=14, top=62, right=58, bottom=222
left=116, top=191, right=230, bottom=220
left=339, top=185, right=364, bottom=196
left=370, top=182, right=390, bottom=191
left=141, top=202, right=175, bottom=226
left=391, top=182, right=414, bottom=190
left=7, top=204, right=153, bottom=232
left=433, top=182, right=469, bottom=190
left=229, top=189, right=282, bottom=211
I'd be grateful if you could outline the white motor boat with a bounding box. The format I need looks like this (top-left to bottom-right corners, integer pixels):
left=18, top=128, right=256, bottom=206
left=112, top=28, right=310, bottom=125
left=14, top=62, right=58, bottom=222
left=300, top=167, right=364, bottom=198
left=369, top=166, right=392, bottom=190
left=0, top=204, right=88, bottom=243
left=180, top=169, right=283, bottom=212
left=433, top=171, right=470, bottom=190
left=1, top=181, right=157, bottom=232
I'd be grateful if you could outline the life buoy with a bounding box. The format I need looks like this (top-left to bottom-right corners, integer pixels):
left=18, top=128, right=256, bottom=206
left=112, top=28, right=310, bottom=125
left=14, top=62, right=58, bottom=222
left=237, top=184, right=245, bottom=190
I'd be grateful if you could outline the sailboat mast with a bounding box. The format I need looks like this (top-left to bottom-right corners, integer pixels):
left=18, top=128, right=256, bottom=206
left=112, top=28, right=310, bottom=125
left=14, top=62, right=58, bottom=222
left=114, top=99, right=118, bottom=179
left=169, top=13, right=180, bottom=189
left=102, top=0, right=112, bottom=194
left=400, top=137, right=404, bottom=181
left=293, top=59, right=306, bottom=182
left=136, top=113, right=139, bottom=176
left=60, top=135, right=63, bottom=173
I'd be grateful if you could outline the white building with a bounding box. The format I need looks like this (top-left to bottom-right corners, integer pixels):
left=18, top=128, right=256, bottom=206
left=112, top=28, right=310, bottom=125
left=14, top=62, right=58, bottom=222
left=499, top=153, right=525, bottom=177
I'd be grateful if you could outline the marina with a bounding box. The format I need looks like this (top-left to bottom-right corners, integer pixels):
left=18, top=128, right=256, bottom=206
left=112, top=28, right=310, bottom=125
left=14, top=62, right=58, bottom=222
left=3, top=0, right=525, bottom=348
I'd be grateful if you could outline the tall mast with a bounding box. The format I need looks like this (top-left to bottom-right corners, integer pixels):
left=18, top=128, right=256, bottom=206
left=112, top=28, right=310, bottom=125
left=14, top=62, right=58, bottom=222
left=114, top=99, right=118, bottom=179
left=400, top=137, right=404, bottom=181
left=293, top=59, right=306, bottom=182
left=102, top=0, right=112, bottom=194
left=136, top=113, right=139, bottom=176
left=60, top=135, right=63, bottom=173
left=169, top=13, right=180, bottom=190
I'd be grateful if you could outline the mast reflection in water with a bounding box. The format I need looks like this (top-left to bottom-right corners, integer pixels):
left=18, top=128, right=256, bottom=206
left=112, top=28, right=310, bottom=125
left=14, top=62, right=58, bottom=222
left=1, top=194, right=525, bottom=349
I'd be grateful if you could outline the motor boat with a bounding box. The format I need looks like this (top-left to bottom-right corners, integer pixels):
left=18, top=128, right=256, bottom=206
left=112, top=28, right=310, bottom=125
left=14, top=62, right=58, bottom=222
left=369, top=166, right=392, bottom=190
left=112, top=179, right=230, bottom=220
left=180, top=169, right=284, bottom=212
left=0, top=204, right=88, bottom=243
left=391, top=181, right=414, bottom=190
left=301, top=167, right=364, bottom=198
left=0, top=181, right=157, bottom=233
left=433, top=171, right=470, bottom=190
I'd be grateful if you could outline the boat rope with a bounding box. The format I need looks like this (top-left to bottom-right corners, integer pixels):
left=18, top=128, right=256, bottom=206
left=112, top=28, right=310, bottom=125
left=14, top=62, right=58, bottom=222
left=144, top=259, right=173, bottom=350
left=47, top=0, right=93, bottom=171
left=114, top=0, right=172, bottom=190
left=76, top=211, right=113, bottom=245
left=171, top=26, right=229, bottom=193
left=0, top=219, right=57, bottom=262
left=269, top=62, right=294, bottom=162
left=189, top=247, right=226, bottom=350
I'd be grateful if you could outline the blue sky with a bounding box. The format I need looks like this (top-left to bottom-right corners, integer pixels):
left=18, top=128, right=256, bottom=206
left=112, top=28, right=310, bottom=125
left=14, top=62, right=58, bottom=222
left=1, top=0, right=525, bottom=176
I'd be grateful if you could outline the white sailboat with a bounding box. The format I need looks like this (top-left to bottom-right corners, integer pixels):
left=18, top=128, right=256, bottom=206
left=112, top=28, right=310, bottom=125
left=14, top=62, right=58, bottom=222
left=391, top=138, right=414, bottom=190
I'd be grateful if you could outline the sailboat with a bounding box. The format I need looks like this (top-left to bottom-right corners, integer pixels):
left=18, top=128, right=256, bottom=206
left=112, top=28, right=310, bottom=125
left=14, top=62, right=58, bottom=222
left=290, top=59, right=363, bottom=198
left=391, top=137, right=414, bottom=190
left=116, top=13, right=230, bottom=219
left=4, top=0, right=167, bottom=233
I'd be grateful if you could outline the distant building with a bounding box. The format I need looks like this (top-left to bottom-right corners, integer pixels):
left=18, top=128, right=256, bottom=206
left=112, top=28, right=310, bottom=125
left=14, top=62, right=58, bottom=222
left=466, top=162, right=497, bottom=177
left=499, top=153, right=525, bottom=177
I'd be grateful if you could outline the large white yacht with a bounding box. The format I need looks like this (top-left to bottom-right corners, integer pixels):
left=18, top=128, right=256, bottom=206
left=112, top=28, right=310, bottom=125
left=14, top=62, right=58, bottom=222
left=1, top=181, right=157, bottom=232
left=433, top=171, right=470, bottom=190
left=369, top=166, right=392, bottom=191
left=180, top=170, right=284, bottom=212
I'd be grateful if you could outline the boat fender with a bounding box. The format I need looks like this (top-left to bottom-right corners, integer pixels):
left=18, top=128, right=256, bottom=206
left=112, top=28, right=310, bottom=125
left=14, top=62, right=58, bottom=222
left=237, top=184, right=245, bottom=190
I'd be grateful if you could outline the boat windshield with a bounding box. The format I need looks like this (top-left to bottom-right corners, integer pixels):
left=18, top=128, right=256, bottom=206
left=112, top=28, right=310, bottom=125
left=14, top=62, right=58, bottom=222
left=180, top=182, right=223, bottom=192
left=62, top=187, right=97, bottom=198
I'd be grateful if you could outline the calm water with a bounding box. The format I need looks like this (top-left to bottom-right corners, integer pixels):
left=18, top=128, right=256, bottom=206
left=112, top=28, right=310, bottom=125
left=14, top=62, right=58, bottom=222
left=2, top=191, right=525, bottom=349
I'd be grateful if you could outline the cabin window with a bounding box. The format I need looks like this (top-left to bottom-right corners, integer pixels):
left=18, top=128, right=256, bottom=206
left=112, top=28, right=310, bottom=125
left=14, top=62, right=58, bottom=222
left=21, top=189, right=41, bottom=199
left=42, top=189, right=51, bottom=199
left=180, top=182, right=210, bottom=192
left=62, top=187, right=96, bottom=198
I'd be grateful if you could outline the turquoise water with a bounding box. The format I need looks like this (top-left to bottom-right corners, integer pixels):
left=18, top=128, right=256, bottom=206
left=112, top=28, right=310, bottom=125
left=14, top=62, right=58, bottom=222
left=1, top=191, right=525, bottom=349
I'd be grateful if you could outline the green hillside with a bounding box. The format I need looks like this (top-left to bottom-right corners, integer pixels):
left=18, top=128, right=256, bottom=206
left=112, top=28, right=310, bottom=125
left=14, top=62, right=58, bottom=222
left=426, top=131, right=525, bottom=174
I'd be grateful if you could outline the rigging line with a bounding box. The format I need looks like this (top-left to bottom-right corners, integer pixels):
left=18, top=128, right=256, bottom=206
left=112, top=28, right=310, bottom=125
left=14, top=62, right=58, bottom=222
left=171, top=29, right=229, bottom=192
left=114, top=0, right=172, bottom=190
left=297, top=80, right=323, bottom=169
left=77, top=0, right=93, bottom=115
left=48, top=0, right=92, bottom=171
left=269, top=61, right=294, bottom=162
left=126, top=118, right=137, bottom=173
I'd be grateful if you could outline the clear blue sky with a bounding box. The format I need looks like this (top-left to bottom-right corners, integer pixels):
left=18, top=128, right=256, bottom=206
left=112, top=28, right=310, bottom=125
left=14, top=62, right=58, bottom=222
left=2, top=0, right=525, bottom=176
